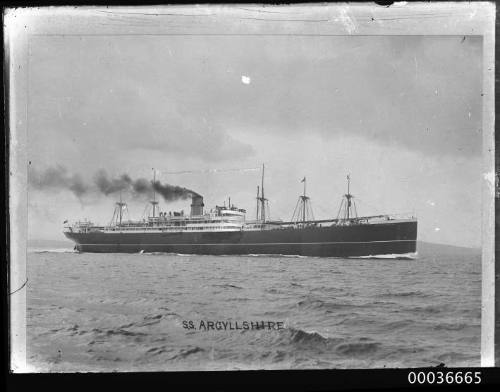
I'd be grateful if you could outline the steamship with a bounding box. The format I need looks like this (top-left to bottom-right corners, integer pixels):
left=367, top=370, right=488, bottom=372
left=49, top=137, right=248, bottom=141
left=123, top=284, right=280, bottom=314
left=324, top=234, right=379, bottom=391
left=63, top=166, right=417, bottom=257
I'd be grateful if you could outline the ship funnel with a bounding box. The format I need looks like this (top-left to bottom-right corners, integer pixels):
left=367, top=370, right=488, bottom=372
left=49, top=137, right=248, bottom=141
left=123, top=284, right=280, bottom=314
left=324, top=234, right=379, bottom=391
left=190, top=195, right=204, bottom=216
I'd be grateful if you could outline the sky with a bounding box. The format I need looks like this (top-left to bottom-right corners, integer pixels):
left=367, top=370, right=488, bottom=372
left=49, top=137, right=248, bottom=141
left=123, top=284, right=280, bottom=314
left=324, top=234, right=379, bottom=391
left=26, top=32, right=483, bottom=247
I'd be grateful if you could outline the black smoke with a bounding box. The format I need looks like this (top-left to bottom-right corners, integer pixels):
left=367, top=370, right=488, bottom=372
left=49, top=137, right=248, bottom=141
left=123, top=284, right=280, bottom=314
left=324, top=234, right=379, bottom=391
left=152, top=181, right=200, bottom=201
left=29, top=166, right=200, bottom=202
left=93, top=170, right=131, bottom=195
left=29, top=166, right=88, bottom=197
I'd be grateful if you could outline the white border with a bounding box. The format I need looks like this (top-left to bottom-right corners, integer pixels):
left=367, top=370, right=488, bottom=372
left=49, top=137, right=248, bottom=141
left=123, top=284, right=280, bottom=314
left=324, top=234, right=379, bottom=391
left=4, top=3, right=495, bottom=371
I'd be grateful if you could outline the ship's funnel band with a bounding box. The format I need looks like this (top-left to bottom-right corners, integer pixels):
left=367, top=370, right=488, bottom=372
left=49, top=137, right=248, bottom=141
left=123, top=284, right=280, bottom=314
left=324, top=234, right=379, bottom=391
left=190, top=195, right=204, bottom=216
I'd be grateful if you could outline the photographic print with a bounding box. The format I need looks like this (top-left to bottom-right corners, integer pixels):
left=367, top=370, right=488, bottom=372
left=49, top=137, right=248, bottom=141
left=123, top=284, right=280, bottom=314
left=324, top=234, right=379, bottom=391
left=6, top=3, right=495, bottom=372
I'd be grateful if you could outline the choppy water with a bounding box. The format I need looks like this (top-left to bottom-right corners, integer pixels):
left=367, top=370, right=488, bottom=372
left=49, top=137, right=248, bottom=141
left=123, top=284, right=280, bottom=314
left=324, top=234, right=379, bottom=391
left=26, top=243, right=481, bottom=371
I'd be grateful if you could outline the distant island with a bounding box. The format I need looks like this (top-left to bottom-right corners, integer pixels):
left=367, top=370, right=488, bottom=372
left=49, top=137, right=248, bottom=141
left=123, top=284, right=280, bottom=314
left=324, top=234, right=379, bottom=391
left=416, top=241, right=481, bottom=257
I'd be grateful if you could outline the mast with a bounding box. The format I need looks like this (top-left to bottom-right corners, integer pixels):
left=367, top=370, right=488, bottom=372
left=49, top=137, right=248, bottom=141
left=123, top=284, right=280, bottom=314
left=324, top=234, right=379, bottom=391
left=254, top=164, right=268, bottom=222
left=119, top=191, right=123, bottom=225
left=302, top=177, right=306, bottom=223
left=261, top=163, right=266, bottom=222
left=151, top=168, right=159, bottom=218
left=346, top=174, right=350, bottom=220
left=112, top=191, right=127, bottom=227
left=291, top=176, right=314, bottom=225
left=256, top=185, right=260, bottom=220
left=336, top=174, right=357, bottom=222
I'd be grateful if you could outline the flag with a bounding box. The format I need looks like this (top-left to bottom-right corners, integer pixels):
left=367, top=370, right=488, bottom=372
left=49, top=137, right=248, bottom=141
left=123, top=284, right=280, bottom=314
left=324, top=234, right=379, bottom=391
left=301, top=177, right=306, bottom=183
left=63, top=220, right=68, bottom=224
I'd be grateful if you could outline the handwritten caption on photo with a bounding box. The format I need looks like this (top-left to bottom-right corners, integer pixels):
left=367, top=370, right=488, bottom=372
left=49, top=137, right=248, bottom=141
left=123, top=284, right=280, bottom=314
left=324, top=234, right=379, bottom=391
left=182, top=320, right=285, bottom=331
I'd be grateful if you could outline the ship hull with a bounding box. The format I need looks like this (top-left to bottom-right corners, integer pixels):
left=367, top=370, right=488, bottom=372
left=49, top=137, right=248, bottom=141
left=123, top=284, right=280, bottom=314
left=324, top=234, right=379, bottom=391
left=64, top=220, right=417, bottom=257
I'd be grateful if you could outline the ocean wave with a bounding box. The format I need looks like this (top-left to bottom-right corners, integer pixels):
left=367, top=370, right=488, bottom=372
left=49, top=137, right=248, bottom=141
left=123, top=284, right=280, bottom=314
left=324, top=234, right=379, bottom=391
left=140, top=252, right=191, bottom=256
left=381, top=319, right=416, bottom=331
left=433, top=322, right=471, bottom=331
left=30, top=248, right=76, bottom=254
left=66, top=324, right=82, bottom=335
left=436, top=351, right=476, bottom=362
left=118, top=322, right=136, bottom=329
left=137, top=251, right=207, bottom=257
left=144, top=314, right=163, bottom=320
left=278, top=327, right=380, bottom=357
left=289, top=328, right=332, bottom=345
left=213, top=283, right=244, bottom=290
left=137, top=314, right=165, bottom=326
left=410, top=304, right=450, bottom=314
left=354, top=252, right=418, bottom=260
left=275, top=327, right=342, bottom=350
left=139, top=252, right=313, bottom=259
left=376, top=290, right=429, bottom=298
left=89, top=327, right=148, bottom=338
left=106, top=329, right=147, bottom=337
left=335, top=342, right=381, bottom=356
left=116, top=314, right=180, bottom=330
left=134, top=251, right=389, bottom=260
left=145, top=345, right=170, bottom=356
left=169, top=346, right=205, bottom=360
left=27, top=245, right=481, bottom=370
left=297, top=297, right=365, bottom=313
left=247, top=253, right=309, bottom=259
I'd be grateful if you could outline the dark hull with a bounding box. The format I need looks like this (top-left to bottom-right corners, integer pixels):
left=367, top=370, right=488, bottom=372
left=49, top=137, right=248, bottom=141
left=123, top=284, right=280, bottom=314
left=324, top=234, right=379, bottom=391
left=64, top=220, right=417, bottom=257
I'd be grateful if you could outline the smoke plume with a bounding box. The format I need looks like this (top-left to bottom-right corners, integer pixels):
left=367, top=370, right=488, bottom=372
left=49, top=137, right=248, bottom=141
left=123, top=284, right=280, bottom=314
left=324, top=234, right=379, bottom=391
left=29, top=166, right=200, bottom=201
left=29, top=166, right=89, bottom=197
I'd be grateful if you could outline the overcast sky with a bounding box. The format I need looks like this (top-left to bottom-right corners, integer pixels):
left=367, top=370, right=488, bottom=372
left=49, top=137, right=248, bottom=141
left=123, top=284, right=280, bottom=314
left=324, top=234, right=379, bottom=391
left=26, top=32, right=483, bottom=247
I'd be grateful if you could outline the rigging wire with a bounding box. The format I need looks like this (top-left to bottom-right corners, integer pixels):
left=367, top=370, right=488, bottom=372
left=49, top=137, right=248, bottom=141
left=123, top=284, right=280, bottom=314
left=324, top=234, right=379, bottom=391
left=355, top=198, right=381, bottom=215
left=314, top=202, right=333, bottom=218
left=159, top=167, right=261, bottom=175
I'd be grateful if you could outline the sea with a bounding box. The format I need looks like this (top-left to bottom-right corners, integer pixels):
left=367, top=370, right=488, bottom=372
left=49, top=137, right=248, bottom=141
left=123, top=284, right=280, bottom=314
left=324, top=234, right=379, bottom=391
left=26, top=241, right=481, bottom=371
